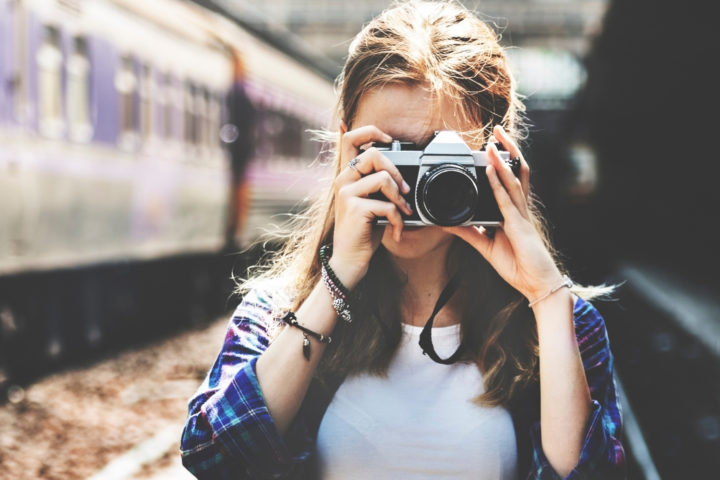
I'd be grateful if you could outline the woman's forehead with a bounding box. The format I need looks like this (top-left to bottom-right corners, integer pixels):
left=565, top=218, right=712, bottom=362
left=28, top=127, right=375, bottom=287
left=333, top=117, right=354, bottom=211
left=353, top=84, right=482, bottom=146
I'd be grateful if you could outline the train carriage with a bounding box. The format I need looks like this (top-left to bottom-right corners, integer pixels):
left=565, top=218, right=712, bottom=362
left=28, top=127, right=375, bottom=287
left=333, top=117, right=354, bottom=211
left=0, top=0, right=335, bottom=386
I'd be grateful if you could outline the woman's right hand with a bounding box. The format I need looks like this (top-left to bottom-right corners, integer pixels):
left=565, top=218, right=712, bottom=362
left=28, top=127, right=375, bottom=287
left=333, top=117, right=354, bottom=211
left=329, top=124, right=413, bottom=289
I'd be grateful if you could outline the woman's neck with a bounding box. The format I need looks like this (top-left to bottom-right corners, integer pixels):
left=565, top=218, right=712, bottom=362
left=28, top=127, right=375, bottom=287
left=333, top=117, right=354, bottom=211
left=389, top=240, right=461, bottom=327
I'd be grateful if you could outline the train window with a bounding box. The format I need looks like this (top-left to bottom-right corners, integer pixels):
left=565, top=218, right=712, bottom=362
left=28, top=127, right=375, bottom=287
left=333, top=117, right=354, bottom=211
left=194, top=87, right=206, bottom=149
left=255, top=109, right=280, bottom=160
left=300, top=119, right=322, bottom=160
left=159, top=74, right=167, bottom=139
left=37, top=25, right=64, bottom=138
left=198, top=88, right=210, bottom=149
left=140, top=63, right=155, bottom=142
left=66, top=36, right=92, bottom=142
left=115, top=55, right=138, bottom=149
left=253, top=103, right=329, bottom=164
left=274, top=111, right=302, bottom=159
left=159, top=72, right=177, bottom=141
left=184, top=81, right=196, bottom=146
left=0, top=3, right=7, bottom=120
left=256, top=107, right=325, bottom=164
left=208, top=93, right=221, bottom=150
left=9, top=0, right=29, bottom=125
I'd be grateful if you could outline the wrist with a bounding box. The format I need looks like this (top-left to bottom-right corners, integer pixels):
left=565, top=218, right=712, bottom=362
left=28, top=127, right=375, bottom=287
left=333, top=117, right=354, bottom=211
left=527, top=274, right=573, bottom=309
left=327, top=256, right=366, bottom=290
left=531, top=289, right=574, bottom=335
left=530, top=287, right=573, bottom=314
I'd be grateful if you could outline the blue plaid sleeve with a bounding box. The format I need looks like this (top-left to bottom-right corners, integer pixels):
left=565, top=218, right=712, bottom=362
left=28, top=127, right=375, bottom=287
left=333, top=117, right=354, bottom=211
left=180, top=289, right=313, bottom=479
left=528, top=297, right=626, bottom=479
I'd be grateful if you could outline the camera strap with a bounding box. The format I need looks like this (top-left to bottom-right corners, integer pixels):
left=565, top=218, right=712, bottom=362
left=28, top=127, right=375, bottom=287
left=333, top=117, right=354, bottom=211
left=418, top=273, right=466, bottom=365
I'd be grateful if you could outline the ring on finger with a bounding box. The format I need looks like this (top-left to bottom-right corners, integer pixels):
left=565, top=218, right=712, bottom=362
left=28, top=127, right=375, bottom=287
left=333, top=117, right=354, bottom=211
left=348, top=156, right=361, bottom=174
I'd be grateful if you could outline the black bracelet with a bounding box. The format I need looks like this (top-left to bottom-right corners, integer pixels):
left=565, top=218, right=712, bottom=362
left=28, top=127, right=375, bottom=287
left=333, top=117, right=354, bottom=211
left=319, top=244, right=351, bottom=298
left=281, top=311, right=332, bottom=360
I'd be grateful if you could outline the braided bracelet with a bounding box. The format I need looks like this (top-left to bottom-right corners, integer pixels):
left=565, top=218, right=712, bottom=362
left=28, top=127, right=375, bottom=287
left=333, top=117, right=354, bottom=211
left=281, top=311, right=332, bottom=360
left=319, top=244, right=354, bottom=322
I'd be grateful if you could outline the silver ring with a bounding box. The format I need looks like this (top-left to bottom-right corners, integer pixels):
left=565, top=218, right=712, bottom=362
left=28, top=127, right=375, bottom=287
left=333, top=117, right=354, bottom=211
left=348, top=156, right=361, bottom=173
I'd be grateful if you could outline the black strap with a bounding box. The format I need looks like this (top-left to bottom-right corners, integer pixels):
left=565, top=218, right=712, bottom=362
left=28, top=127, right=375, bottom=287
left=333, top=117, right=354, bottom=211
left=418, top=274, right=466, bottom=365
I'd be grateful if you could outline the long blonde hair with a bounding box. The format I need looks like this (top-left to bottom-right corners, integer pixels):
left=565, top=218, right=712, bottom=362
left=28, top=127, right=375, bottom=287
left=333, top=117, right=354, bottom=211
left=238, top=0, right=606, bottom=407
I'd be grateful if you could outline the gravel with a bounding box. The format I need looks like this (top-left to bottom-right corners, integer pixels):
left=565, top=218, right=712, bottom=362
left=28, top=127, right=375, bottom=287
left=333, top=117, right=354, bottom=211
left=0, top=314, right=231, bottom=480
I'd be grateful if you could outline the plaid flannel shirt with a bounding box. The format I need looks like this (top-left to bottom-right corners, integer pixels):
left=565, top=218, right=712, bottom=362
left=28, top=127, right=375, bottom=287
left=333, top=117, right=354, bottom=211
left=180, top=289, right=626, bottom=479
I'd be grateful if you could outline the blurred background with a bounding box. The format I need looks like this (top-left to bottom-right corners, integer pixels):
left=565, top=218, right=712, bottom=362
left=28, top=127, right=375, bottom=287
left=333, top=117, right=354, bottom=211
left=0, top=0, right=718, bottom=478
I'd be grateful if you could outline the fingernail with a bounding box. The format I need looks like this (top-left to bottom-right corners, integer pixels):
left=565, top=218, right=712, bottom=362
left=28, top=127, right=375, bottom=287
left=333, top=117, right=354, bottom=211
left=384, top=134, right=393, bottom=142
left=402, top=180, right=411, bottom=193
left=405, top=201, right=413, bottom=213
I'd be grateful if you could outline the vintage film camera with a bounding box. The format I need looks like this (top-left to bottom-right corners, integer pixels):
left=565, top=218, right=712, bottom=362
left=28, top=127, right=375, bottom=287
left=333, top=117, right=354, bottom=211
left=370, top=130, right=520, bottom=226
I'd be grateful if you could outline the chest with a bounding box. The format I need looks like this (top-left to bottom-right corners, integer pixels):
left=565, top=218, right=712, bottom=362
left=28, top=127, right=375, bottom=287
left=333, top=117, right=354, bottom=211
left=315, top=328, right=518, bottom=479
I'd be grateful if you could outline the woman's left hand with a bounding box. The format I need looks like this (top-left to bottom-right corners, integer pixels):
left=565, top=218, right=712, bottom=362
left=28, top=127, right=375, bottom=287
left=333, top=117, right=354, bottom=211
left=443, top=125, right=563, bottom=301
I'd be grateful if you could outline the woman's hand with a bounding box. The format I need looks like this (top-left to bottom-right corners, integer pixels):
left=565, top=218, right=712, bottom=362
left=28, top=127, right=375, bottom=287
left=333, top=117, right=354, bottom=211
left=443, top=125, right=563, bottom=301
left=329, top=123, right=412, bottom=289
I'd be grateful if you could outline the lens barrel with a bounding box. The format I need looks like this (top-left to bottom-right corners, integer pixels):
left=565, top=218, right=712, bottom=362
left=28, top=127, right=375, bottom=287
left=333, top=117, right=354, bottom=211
left=416, top=164, right=478, bottom=226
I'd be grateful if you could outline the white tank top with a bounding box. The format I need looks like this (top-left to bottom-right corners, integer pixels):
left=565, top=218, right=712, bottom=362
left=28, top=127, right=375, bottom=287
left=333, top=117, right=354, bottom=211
left=316, top=322, right=518, bottom=480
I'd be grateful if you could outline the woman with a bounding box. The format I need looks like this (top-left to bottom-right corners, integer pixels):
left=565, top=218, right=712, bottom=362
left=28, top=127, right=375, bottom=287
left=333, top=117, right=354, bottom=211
left=181, top=1, right=625, bottom=479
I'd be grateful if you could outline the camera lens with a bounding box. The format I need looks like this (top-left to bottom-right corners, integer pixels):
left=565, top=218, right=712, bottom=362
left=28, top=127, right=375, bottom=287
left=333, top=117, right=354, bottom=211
left=417, top=164, right=478, bottom=226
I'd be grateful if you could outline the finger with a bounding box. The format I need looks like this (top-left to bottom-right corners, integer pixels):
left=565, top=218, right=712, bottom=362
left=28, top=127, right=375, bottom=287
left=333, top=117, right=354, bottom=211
left=487, top=143, right=527, bottom=216
left=359, top=148, right=411, bottom=193
left=340, top=125, right=392, bottom=167
left=493, top=125, right=530, bottom=198
left=356, top=198, right=405, bottom=242
left=443, top=225, right=493, bottom=258
left=334, top=147, right=376, bottom=188
left=486, top=164, right=520, bottom=221
left=336, top=147, right=411, bottom=195
left=519, top=159, right=530, bottom=200
left=340, top=170, right=413, bottom=216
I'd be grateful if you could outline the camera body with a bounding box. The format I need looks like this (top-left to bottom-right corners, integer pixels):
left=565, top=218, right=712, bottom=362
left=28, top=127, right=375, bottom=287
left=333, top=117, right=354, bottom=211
left=371, top=130, right=520, bottom=226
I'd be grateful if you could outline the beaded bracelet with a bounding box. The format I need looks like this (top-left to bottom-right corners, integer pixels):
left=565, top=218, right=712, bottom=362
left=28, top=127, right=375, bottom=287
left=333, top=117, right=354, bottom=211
left=319, top=244, right=354, bottom=322
left=319, top=245, right=351, bottom=297
left=321, top=266, right=346, bottom=300
left=322, top=267, right=353, bottom=322
left=281, top=311, right=332, bottom=360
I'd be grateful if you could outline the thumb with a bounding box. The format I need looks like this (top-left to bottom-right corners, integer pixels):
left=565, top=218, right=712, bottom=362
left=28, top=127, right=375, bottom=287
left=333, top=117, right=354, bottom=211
left=443, top=226, right=493, bottom=257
